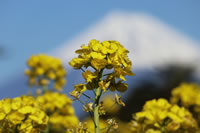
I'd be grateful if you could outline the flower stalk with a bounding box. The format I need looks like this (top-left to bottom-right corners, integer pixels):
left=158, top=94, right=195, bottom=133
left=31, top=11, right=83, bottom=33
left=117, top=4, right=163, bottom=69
left=94, top=87, right=101, bottom=133
left=94, top=68, right=103, bottom=133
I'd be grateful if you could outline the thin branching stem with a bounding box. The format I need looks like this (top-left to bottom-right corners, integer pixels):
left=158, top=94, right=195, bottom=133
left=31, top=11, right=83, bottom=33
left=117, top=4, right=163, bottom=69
left=106, top=125, right=112, bottom=133
left=77, top=98, right=85, bottom=106
left=80, top=67, right=85, bottom=72
left=82, top=93, right=95, bottom=101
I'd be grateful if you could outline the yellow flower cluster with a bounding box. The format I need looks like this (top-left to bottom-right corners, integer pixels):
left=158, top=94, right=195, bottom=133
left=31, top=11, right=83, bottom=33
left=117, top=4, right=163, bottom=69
left=69, top=39, right=134, bottom=96
left=101, top=94, right=120, bottom=115
left=171, top=83, right=200, bottom=125
left=171, top=83, right=200, bottom=107
left=36, top=91, right=79, bottom=131
left=25, top=54, right=66, bottom=91
left=80, top=119, right=108, bottom=133
left=85, top=119, right=107, bottom=133
left=66, top=122, right=89, bottom=133
left=130, top=99, right=198, bottom=133
left=0, top=96, right=48, bottom=133
left=67, top=118, right=119, bottom=133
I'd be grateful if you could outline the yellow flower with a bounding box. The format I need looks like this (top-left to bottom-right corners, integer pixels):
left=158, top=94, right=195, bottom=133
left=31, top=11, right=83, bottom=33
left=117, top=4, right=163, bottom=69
left=25, top=54, right=66, bottom=91
left=82, top=118, right=108, bottom=133
left=69, top=58, right=89, bottom=69
left=70, top=84, right=87, bottom=98
left=2, top=99, right=12, bottom=114
left=98, top=80, right=110, bottom=92
left=35, top=67, right=45, bottom=76
left=130, top=98, right=198, bottom=133
left=90, top=52, right=105, bottom=59
left=170, top=83, right=200, bottom=125
left=114, top=66, right=128, bottom=81
left=91, top=58, right=107, bottom=70
left=115, top=94, right=125, bottom=107
left=47, top=71, right=56, bottom=80
left=170, top=83, right=200, bottom=106
left=74, top=84, right=87, bottom=93
left=11, top=97, right=21, bottom=110
left=101, top=94, right=120, bottom=114
left=36, top=91, right=79, bottom=131
left=69, top=39, right=134, bottom=94
left=82, top=70, right=97, bottom=83
left=39, top=78, right=49, bottom=86
left=0, top=96, right=48, bottom=133
left=83, top=102, right=93, bottom=112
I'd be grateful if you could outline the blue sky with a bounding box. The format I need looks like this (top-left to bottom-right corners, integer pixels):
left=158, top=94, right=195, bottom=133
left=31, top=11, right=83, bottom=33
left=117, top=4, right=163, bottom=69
left=0, top=0, right=200, bottom=85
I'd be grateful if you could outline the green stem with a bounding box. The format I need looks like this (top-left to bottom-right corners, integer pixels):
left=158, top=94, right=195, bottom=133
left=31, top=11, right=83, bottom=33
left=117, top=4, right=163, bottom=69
left=100, top=126, right=110, bottom=131
left=94, top=87, right=101, bottom=133
left=80, top=67, right=85, bottom=72
left=43, top=124, right=50, bottom=133
left=82, top=93, right=95, bottom=101
left=77, top=99, right=85, bottom=105
left=93, top=68, right=104, bottom=133
left=106, top=125, right=112, bottom=133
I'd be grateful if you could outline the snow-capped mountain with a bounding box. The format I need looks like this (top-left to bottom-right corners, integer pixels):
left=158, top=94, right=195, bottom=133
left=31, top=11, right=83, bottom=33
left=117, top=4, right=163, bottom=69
left=53, top=11, right=200, bottom=75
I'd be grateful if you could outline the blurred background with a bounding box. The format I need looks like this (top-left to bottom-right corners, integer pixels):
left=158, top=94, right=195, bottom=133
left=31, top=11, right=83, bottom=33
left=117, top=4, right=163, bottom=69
left=0, top=0, right=200, bottom=121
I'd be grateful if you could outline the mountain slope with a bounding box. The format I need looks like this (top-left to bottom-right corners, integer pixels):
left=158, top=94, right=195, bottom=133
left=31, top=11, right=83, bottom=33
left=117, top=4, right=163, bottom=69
left=53, top=11, right=200, bottom=73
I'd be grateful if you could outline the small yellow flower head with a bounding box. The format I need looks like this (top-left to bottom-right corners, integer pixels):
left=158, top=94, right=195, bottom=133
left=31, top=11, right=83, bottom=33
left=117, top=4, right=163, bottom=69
left=83, top=102, right=93, bottom=112
left=70, top=39, right=134, bottom=75
left=67, top=119, right=119, bottom=133
left=130, top=98, right=198, bottom=133
left=98, top=101, right=106, bottom=115
left=66, top=122, right=89, bottom=133
left=171, top=83, right=200, bottom=106
left=25, top=54, right=66, bottom=91
left=36, top=91, right=79, bottom=131
left=70, top=84, right=87, bottom=98
left=115, top=93, right=125, bottom=107
left=98, top=80, right=111, bottom=92
left=0, top=96, right=48, bottom=133
left=49, top=113, right=79, bottom=131
left=82, top=70, right=98, bottom=83
left=101, top=95, right=121, bottom=115
left=69, top=39, right=134, bottom=93
left=106, top=119, right=118, bottom=130
left=82, top=118, right=108, bottom=133
left=170, top=83, right=200, bottom=125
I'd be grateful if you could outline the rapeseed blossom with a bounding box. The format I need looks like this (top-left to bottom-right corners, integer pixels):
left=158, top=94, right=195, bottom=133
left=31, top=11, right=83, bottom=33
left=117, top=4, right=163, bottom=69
left=130, top=98, right=198, bottom=133
left=84, top=119, right=108, bottom=133
left=171, top=83, right=200, bottom=107
left=0, top=96, right=48, bottom=133
left=67, top=119, right=109, bottom=133
left=36, top=91, right=79, bottom=132
left=69, top=39, right=134, bottom=96
left=101, top=94, right=121, bottom=115
left=171, top=83, right=200, bottom=125
left=25, top=54, right=66, bottom=91
left=66, top=122, right=89, bottom=133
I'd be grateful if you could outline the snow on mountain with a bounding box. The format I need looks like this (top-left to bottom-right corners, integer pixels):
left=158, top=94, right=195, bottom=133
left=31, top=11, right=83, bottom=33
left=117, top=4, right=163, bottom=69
left=53, top=11, right=200, bottom=76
